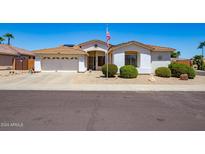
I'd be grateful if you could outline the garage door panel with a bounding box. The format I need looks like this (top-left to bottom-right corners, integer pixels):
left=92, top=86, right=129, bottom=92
left=42, top=57, right=78, bottom=71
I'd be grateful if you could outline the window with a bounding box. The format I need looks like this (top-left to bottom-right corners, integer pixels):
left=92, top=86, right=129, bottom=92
left=125, top=53, right=138, bottom=67
left=98, top=56, right=105, bottom=66
left=158, top=55, right=163, bottom=60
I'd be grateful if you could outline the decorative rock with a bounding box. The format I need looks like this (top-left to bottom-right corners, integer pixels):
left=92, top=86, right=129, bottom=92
left=148, top=75, right=156, bottom=82
left=180, top=74, right=188, bottom=80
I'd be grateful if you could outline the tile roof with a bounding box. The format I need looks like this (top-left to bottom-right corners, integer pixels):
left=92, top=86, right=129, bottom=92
left=145, top=44, right=176, bottom=52
left=109, top=41, right=153, bottom=51
left=109, top=41, right=175, bottom=52
left=32, top=45, right=88, bottom=55
left=78, top=39, right=111, bottom=46
left=0, top=44, right=34, bottom=56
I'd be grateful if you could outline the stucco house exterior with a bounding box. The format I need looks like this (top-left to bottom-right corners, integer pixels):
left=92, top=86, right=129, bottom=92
left=33, top=40, right=175, bottom=74
left=0, top=44, right=35, bottom=70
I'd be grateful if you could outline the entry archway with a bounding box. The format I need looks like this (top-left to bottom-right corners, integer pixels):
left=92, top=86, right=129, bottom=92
left=87, top=50, right=106, bottom=70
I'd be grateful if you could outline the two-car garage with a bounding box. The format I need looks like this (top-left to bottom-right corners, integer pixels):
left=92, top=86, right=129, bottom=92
left=41, top=56, right=79, bottom=71
left=33, top=45, right=88, bottom=72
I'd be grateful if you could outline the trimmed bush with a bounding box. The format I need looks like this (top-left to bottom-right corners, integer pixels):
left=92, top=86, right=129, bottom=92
left=202, top=63, right=205, bottom=71
left=101, top=64, right=118, bottom=77
left=120, top=65, right=138, bottom=78
left=155, top=67, right=171, bottom=78
left=168, top=63, right=196, bottom=79
left=187, top=66, right=196, bottom=79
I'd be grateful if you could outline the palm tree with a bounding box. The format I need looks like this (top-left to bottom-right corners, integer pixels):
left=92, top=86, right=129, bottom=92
left=198, top=41, right=205, bottom=57
left=0, top=37, right=5, bottom=44
left=3, top=33, right=14, bottom=45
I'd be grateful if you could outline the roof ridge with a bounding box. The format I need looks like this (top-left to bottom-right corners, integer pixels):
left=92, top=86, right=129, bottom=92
left=78, top=39, right=109, bottom=46
left=0, top=44, right=34, bottom=56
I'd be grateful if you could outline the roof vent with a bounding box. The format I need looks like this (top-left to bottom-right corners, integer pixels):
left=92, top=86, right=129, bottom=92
left=63, top=44, right=75, bottom=47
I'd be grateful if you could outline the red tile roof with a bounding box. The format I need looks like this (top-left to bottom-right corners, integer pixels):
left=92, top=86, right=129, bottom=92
left=0, top=44, right=34, bottom=56
left=109, top=41, right=175, bottom=53
left=32, top=45, right=88, bottom=55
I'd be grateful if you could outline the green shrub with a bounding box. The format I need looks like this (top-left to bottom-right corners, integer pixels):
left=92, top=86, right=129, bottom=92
left=101, top=64, right=118, bottom=77
left=187, top=66, right=196, bottom=79
left=202, top=63, right=205, bottom=71
left=120, top=65, right=138, bottom=78
left=168, top=63, right=196, bottom=79
left=193, top=55, right=204, bottom=70
left=155, top=67, right=171, bottom=78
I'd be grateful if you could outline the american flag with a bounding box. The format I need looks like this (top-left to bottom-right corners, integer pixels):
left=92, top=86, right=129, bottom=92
left=106, top=27, right=111, bottom=47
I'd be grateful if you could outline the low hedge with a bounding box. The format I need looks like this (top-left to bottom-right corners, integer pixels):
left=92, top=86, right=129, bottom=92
left=155, top=67, right=171, bottom=78
left=101, top=64, right=118, bottom=77
left=168, top=63, right=196, bottom=79
left=186, top=66, right=196, bottom=79
left=120, top=65, right=138, bottom=78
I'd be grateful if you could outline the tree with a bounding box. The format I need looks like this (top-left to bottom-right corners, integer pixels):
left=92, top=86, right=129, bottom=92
left=3, top=33, right=14, bottom=45
left=171, top=51, right=181, bottom=58
left=0, top=37, right=5, bottom=44
left=198, top=41, right=205, bottom=57
left=193, top=55, right=204, bottom=70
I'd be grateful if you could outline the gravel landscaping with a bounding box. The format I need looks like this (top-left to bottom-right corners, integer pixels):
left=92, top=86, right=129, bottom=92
left=71, top=71, right=205, bottom=85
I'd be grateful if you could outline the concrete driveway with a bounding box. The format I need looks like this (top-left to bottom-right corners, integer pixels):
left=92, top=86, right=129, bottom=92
left=0, top=72, right=76, bottom=90
left=1, top=91, right=205, bottom=131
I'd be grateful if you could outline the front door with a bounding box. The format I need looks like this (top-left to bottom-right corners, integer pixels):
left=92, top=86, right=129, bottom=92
left=97, top=56, right=105, bottom=70
left=88, top=56, right=96, bottom=70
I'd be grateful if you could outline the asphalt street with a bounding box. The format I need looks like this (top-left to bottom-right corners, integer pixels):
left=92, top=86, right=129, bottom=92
left=0, top=91, right=205, bottom=131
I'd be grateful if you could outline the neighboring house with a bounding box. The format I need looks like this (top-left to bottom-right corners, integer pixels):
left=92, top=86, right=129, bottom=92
left=0, top=44, right=35, bottom=70
left=33, top=40, right=175, bottom=74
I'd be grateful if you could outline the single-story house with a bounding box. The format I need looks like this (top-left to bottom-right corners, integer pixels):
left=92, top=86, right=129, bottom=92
left=0, top=44, right=35, bottom=70
left=33, top=40, right=175, bottom=74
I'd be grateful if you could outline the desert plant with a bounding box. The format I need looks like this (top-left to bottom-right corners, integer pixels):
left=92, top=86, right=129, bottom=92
left=101, top=64, right=118, bottom=77
left=168, top=63, right=196, bottom=79
left=193, top=55, right=204, bottom=70
left=0, top=37, right=5, bottom=44
left=155, top=67, right=171, bottom=78
left=187, top=66, right=196, bottom=79
left=202, top=63, right=205, bottom=70
left=120, top=65, right=138, bottom=78
left=171, top=51, right=181, bottom=58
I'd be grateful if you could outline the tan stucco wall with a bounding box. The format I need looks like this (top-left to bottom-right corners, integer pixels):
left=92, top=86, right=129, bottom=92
left=0, top=55, right=14, bottom=70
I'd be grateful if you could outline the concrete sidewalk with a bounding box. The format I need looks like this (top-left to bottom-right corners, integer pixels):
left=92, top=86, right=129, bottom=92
left=1, top=83, right=205, bottom=91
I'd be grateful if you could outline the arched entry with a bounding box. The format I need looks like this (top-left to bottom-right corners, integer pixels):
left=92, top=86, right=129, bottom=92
left=87, top=51, right=105, bottom=70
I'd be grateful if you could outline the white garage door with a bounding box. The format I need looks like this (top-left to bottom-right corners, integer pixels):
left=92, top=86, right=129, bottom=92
left=42, top=57, right=78, bottom=71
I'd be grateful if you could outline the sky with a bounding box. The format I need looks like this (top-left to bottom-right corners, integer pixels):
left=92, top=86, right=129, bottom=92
left=0, top=23, right=205, bottom=58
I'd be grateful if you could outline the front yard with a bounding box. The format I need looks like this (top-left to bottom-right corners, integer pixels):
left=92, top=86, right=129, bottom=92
left=0, top=70, right=205, bottom=91
left=71, top=71, right=205, bottom=85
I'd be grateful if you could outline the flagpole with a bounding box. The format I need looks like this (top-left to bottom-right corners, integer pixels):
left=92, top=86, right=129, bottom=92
left=106, top=25, right=109, bottom=79
left=106, top=43, right=108, bottom=79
